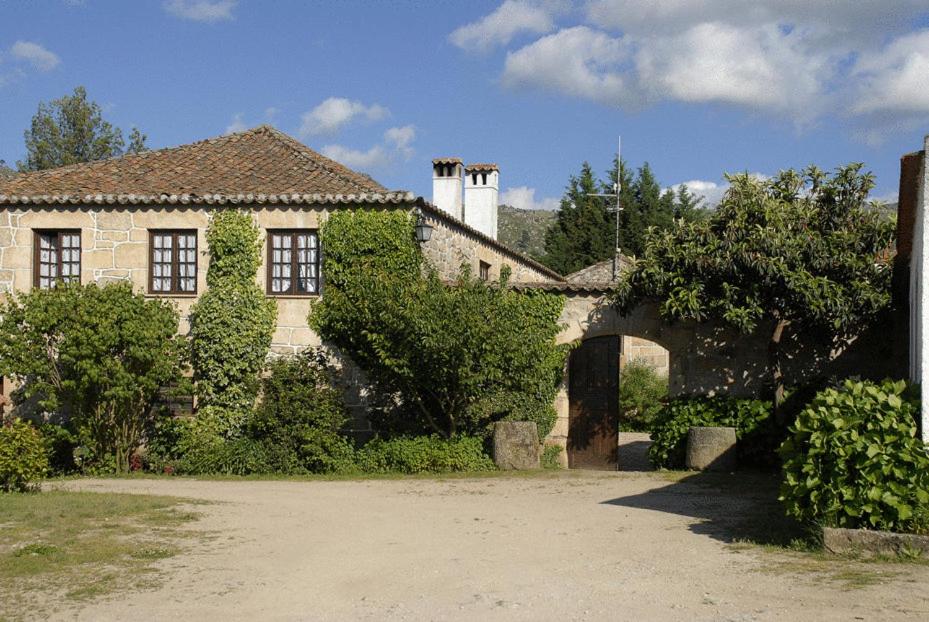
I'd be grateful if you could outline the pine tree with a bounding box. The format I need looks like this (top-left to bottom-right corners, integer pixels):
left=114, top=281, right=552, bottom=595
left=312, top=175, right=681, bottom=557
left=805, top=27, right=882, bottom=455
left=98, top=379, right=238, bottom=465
left=542, top=159, right=703, bottom=274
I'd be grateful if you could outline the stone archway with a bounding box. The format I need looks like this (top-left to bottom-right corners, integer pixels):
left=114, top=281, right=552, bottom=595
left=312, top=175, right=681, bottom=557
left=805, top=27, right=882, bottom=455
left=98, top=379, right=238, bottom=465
left=549, top=292, right=678, bottom=469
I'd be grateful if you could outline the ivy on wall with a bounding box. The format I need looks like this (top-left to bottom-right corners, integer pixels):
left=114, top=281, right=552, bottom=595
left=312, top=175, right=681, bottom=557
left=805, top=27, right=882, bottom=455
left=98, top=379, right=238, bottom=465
left=189, top=210, right=277, bottom=432
left=310, top=209, right=568, bottom=439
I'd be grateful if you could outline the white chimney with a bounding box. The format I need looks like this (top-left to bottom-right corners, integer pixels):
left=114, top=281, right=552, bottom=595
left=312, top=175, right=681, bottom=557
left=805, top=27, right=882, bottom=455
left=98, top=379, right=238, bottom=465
left=432, top=158, right=463, bottom=220
left=464, top=163, right=498, bottom=239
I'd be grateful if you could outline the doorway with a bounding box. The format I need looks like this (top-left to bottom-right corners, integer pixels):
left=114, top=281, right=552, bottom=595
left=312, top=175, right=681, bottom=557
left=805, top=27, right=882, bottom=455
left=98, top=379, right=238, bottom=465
left=567, top=336, right=619, bottom=469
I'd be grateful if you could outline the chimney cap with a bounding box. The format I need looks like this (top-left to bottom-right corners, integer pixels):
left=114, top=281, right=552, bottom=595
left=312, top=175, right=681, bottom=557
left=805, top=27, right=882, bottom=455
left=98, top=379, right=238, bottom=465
left=465, top=163, right=498, bottom=172
left=433, top=157, right=462, bottom=165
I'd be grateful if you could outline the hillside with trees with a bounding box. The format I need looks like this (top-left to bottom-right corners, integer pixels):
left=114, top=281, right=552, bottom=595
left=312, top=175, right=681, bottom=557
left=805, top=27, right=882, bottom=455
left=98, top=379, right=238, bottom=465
left=497, top=204, right=556, bottom=260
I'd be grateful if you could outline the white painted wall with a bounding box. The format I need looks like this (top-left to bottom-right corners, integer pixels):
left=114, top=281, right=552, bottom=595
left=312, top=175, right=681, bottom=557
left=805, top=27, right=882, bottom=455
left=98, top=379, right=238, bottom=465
left=909, top=136, right=929, bottom=443
left=432, top=162, right=462, bottom=221
left=464, top=168, right=498, bottom=240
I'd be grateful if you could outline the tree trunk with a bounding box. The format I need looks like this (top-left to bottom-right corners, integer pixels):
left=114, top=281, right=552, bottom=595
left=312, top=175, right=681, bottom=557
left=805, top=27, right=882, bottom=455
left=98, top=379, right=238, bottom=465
left=769, top=318, right=790, bottom=424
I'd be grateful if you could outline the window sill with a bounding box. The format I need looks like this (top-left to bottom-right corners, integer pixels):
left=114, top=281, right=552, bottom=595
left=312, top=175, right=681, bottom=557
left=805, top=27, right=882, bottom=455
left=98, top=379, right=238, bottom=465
left=145, top=292, right=199, bottom=298
left=266, top=294, right=321, bottom=300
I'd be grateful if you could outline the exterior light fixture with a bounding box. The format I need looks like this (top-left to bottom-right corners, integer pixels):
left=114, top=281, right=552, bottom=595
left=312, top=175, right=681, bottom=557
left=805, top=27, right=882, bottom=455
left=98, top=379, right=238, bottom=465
left=414, top=207, right=433, bottom=243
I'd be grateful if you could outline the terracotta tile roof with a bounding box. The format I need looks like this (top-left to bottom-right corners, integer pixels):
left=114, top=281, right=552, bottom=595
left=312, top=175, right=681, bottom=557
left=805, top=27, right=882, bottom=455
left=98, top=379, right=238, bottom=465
left=432, top=157, right=462, bottom=165
left=465, top=163, right=498, bottom=172
left=0, top=125, right=400, bottom=205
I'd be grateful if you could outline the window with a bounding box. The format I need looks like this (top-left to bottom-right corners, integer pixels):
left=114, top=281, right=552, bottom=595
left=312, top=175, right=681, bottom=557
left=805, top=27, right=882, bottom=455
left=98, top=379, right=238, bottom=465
left=479, top=260, right=491, bottom=281
left=34, top=230, right=80, bottom=289
left=149, top=230, right=198, bottom=294
left=267, top=230, right=320, bottom=295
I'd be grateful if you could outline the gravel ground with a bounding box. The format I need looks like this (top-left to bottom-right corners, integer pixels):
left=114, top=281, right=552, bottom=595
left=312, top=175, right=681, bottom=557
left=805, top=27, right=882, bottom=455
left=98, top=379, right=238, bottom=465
left=45, top=472, right=929, bottom=621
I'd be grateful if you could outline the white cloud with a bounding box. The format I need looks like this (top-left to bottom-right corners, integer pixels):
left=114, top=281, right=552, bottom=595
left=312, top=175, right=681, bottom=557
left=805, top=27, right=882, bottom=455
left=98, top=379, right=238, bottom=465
left=669, top=180, right=726, bottom=207
left=225, top=113, right=247, bottom=134
left=669, top=173, right=770, bottom=207
left=164, top=0, right=236, bottom=23
left=298, top=97, right=389, bottom=137
left=318, top=123, right=417, bottom=172
left=449, top=0, right=563, bottom=52
left=384, top=125, right=416, bottom=159
left=502, top=26, right=634, bottom=106
left=635, top=23, right=829, bottom=118
left=11, top=41, right=60, bottom=71
left=319, top=144, right=389, bottom=170
left=501, top=186, right=560, bottom=211
left=851, top=29, right=929, bottom=116
left=264, top=107, right=280, bottom=122
left=470, top=0, right=929, bottom=125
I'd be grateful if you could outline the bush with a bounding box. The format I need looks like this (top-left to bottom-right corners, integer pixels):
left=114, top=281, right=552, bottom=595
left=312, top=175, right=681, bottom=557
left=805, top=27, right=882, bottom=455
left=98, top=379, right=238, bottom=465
left=648, top=396, right=773, bottom=469
left=355, top=435, right=495, bottom=474
left=247, top=351, right=355, bottom=474
left=310, top=209, right=567, bottom=440
left=0, top=420, right=49, bottom=492
left=541, top=444, right=563, bottom=469
left=190, top=210, right=276, bottom=427
left=0, top=282, right=188, bottom=473
left=779, top=379, right=929, bottom=534
left=619, top=359, right=668, bottom=432
left=149, top=353, right=356, bottom=476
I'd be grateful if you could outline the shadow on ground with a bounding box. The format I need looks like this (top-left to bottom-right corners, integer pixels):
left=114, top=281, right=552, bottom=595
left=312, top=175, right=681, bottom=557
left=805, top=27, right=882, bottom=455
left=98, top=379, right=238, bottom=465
left=601, top=470, right=808, bottom=546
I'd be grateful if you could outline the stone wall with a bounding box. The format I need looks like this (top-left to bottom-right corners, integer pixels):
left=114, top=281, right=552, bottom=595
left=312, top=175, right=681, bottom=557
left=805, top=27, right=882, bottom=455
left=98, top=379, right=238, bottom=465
left=621, top=335, right=669, bottom=377
left=546, top=292, right=900, bottom=459
left=420, top=208, right=561, bottom=285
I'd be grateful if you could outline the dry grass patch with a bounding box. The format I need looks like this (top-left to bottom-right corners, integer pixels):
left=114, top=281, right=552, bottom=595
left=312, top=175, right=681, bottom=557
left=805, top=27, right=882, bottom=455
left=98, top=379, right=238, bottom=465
left=0, top=491, right=203, bottom=621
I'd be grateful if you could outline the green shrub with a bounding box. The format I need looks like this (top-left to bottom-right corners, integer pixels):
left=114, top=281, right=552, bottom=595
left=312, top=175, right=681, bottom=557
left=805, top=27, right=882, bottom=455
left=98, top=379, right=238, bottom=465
left=247, top=351, right=355, bottom=474
left=38, top=423, right=79, bottom=475
left=310, top=209, right=567, bottom=440
left=541, top=444, right=563, bottom=469
left=190, top=210, right=277, bottom=427
left=648, top=396, right=773, bottom=469
left=0, top=282, right=188, bottom=473
left=779, top=379, right=929, bottom=534
left=355, top=435, right=495, bottom=474
left=0, top=420, right=49, bottom=492
left=619, top=359, right=668, bottom=431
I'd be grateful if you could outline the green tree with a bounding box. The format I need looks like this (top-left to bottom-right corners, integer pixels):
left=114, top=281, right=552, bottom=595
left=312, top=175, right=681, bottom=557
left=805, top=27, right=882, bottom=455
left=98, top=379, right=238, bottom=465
left=612, top=164, right=895, bottom=413
left=189, top=211, right=277, bottom=430
left=126, top=127, right=149, bottom=154
left=17, top=86, right=147, bottom=171
left=310, top=210, right=568, bottom=439
left=542, top=159, right=700, bottom=274
left=0, top=283, right=187, bottom=473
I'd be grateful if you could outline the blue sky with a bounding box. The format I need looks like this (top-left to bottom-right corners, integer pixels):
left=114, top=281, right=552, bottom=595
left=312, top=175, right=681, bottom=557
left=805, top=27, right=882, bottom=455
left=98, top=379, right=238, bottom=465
left=2, top=1, right=929, bottom=209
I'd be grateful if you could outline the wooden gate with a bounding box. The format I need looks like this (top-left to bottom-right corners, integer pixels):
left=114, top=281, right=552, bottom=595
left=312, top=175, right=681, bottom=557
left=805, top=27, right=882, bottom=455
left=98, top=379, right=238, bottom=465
left=567, top=335, right=619, bottom=469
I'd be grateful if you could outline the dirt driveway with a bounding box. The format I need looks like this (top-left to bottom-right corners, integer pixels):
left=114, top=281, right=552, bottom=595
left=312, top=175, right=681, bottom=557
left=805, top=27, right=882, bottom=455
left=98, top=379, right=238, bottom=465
left=52, top=471, right=929, bottom=621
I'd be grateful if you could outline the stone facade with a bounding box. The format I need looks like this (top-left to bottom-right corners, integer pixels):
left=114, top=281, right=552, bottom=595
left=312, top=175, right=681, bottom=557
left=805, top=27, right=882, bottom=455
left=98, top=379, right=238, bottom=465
left=0, top=201, right=562, bottom=435
left=419, top=206, right=561, bottom=284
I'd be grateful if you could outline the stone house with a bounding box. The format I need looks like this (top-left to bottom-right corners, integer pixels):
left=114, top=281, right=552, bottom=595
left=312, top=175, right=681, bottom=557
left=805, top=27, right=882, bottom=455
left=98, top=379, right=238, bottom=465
left=2, top=124, right=905, bottom=468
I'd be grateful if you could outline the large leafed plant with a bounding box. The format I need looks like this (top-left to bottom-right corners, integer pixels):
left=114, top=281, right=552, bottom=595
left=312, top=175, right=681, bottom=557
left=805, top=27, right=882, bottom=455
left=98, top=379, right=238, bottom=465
left=612, top=164, right=895, bottom=411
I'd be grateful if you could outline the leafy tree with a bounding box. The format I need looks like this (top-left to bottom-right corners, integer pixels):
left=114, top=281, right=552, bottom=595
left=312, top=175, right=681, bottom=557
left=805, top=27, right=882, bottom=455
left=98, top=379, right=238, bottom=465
left=618, top=359, right=668, bottom=432
left=189, top=211, right=277, bottom=429
left=0, top=159, right=15, bottom=181
left=0, top=283, right=187, bottom=473
left=310, top=210, right=568, bottom=439
left=126, top=127, right=149, bottom=154
left=612, top=164, right=895, bottom=413
left=542, top=159, right=700, bottom=274
left=17, top=86, right=148, bottom=171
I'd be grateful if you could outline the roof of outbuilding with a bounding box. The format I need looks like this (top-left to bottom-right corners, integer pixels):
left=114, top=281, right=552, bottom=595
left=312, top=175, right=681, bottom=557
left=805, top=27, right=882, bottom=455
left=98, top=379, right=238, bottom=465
left=0, top=125, right=392, bottom=205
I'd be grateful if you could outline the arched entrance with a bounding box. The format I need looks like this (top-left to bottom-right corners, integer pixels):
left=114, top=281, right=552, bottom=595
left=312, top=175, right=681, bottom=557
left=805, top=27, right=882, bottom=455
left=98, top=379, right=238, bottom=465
left=567, top=335, right=620, bottom=469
